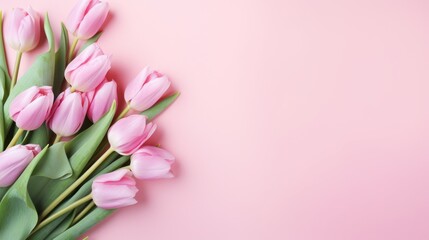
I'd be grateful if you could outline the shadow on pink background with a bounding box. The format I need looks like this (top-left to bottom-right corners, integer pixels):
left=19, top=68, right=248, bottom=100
left=3, top=0, right=429, bottom=239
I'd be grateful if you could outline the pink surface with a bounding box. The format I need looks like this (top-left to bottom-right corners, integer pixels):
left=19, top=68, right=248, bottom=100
left=2, top=0, right=429, bottom=239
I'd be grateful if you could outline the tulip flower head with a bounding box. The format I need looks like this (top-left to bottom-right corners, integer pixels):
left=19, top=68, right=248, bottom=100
left=87, top=80, right=118, bottom=122
left=108, top=114, right=156, bottom=156
left=0, top=144, right=41, bottom=187
left=66, top=0, right=109, bottom=40
left=4, top=7, right=40, bottom=52
left=131, top=146, right=175, bottom=179
left=9, top=86, right=54, bottom=130
left=124, top=66, right=171, bottom=112
left=47, top=88, right=89, bottom=137
left=92, top=169, right=138, bottom=209
left=65, top=43, right=111, bottom=92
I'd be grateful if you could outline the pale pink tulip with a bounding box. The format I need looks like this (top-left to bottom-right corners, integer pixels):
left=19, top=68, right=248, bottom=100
left=0, top=144, right=41, bottom=187
left=47, top=88, right=89, bottom=137
left=124, top=66, right=171, bottom=112
left=66, top=0, right=109, bottom=40
left=64, top=43, right=111, bottom=92
left=92, top=169, right=138, bottom=209
left=9, top=86, right=54, bottom=130
left=4, top=7, right=40, bottom=52
left=87, top=80, right=117, bottom=122
left=108, top=114, right=156, bottom=156
left=131, top=146, right=175, bottom=179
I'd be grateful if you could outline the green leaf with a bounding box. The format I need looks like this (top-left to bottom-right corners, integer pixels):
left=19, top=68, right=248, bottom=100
left=53, top=24, right=68, bottom=96
left=31, top=156, right=128, bottom=240
left=0, top=146, right=48, bottom=240
left=53, top=208, right=113, bottom=240
left=29, top=143, right=72, bottom=211
left=44, top=211, right=75, bottom=240
left=34, top=102, right=116, bottom=211
left=79, top=32, right=102, bottom=53
left=33, top=142, right=73, bottom=180
left=3, top=14, right=55, bottom=133
left=0, top=11, right=10, bottom=87
left=26, top=125, right=50, bottom=148
left=142, top=92, right=180, bottom=121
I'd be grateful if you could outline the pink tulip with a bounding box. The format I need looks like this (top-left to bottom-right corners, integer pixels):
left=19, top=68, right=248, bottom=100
left=65, top=43, right=111, bottom=92
left=4, top=7, right=40, bottom=52
left=0, top=144, right=41, bottom=187
left=47, top=88, right=89, bottom=137
left=87, top=80, right=117, bottom=122
left=66, top=0, right=109, bottom=40
left=108, top=114, right=156, bottom=156
left=131, top=146, right=175, bottom=179
left=92, top=169, right=138, bottom=209
left=124, top=66, right=171, bottom=112
left=9, top=86, right=54, bottom=130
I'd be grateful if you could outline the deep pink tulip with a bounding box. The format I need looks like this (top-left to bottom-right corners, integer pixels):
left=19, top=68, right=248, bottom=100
left=66, top=0, right=109, bottom=40
left=92, top=169, right=138, bottom=209
left=0, top=144, right=41, bottom=187
left=4, top=7, right=40, bottom=52
left=124, top=66, right=171, bottom=112
left=9, top=86, right=54, bottom=130
left=87, top=80, right=117, bottom=122
left=131, top=146, right=175, bottom=179
left=47, top=88, right=89, bottom=137
left=108, top=114, right=156, bottom=156
left=65, top=43, right=111, bottom=92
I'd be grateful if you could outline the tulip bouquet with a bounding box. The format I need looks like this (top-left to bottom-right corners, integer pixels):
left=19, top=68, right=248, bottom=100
left=0, top=0, right=178, bottom=239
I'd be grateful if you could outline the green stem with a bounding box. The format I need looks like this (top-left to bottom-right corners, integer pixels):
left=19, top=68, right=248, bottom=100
left=10, top=51, right=22, bottom=91
left=7, top=128, right=24, bottom=148
left=41, top=148, right=115, bottom=219
left=72, top=201, right=95, bottom=224
left=53, top=135, right=62, bottom=144
left=116, top=104, right=131, bottom=121
left=68, top=38, right=79, bottom=62
left=32, top=194, right=92, bottom=234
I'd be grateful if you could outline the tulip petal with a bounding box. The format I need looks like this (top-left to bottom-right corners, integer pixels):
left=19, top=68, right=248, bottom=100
left=70, top=55, right=111, bottom=92
left=76, top=2, right=109, bottom=39
left=65, top=43, right=103, bottom=80
left=0, top=145, right=34, bottom=187
left=48, top=92, right=88, bottom=136
left=141, top=122, right=157, bottom=144
left=93, top=168, right=131, bottom=183
left=131, top=156, right=173, bottom=179
left=88, top=80, right=117, bottom=122
left=9, top=86, right=39, bottom=119
left=124, top=66, right=151, bottom=102
left=4, top=8, right=26, bottom=51
left=65, top=0, right=93, bottom=34
left=15, top=96, right=51, bottom=130
left=17, top=7, right=40, bottom=52
left=130, top=76, right=171, bottom=111
left=108, top=115, right=148, bottom=155
left=136, top=146, right=175, bottom=162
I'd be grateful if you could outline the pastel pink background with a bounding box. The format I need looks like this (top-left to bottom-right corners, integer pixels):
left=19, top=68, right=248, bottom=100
left=3, top=0, right=429, bottom=239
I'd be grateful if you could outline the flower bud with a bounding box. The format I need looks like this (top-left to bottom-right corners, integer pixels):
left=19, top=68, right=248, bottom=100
left=108, top=114, right=156, bottom=156
left=92, top=169, right=138, bottom=209
left=65, top=43, right=111, bottom=92
left=66, top=0, right=109, bottom=40
left=4, top=7, right=40, bottom=52
left=124, top=66, right=171, bottom=112
left=0, top=144, right=41, bottom=187
left=9, top=86, right=54, bottom=130
left=131, top=146, right=175, bottom=179
left=47, top=88, right=89, bottom=137
left=87, top=80, right=117, bottom=122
